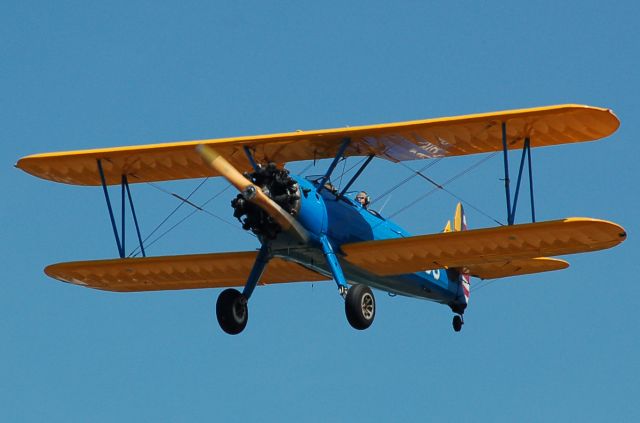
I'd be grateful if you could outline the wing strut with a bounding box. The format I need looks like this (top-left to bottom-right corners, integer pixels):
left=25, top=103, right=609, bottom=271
left=96, top=160, right=146, bottom=258
left=124, top=175, right=146, bottom=257
left=501, top=123, right=536, bottom=225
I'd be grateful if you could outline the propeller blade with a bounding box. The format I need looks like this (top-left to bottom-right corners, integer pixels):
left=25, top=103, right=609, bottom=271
left=196, top=145, right=309, bottom=242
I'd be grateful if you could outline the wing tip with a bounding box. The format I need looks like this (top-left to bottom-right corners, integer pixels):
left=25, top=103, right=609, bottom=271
left=563, top=217, right=626, bottom=240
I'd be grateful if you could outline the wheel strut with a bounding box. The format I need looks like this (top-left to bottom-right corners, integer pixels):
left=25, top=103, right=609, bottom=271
left=319, top=235, right=349, bottom=297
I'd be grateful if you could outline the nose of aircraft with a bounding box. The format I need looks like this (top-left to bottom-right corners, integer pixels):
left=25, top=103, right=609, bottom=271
left=196, top=145, right=309, bottom=243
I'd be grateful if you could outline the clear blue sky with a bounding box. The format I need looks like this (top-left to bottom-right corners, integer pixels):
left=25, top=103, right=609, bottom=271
left=3, top=1, right=638, bottom=421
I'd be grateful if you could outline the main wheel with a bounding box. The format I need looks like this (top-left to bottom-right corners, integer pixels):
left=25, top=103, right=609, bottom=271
left=452, top=315, right=463, bottom=332
left=216, top=288, right=248, bottom=335
left=345, top=284, right=375, bottom=330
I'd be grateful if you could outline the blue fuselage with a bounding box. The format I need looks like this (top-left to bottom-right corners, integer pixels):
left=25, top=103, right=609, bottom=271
left=272, top=176, right=467, bottom=310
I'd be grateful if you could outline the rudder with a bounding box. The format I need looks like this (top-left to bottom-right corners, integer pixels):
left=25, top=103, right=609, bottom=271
left=447, top=203, right=471, bottom=309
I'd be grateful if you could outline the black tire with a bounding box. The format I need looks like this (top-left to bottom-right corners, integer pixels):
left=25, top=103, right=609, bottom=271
left=216, top=288, right=248, bottom=335
left=452, top=315, right=463, bottom=332
left=345, top=284, right=375, bottom=330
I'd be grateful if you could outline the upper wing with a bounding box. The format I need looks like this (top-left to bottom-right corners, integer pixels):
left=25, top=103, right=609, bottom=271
left=17, top=104, right=618, bottom=186
left=45, top=251, right=329, bottom=292
left=341, top=218, right=626, bottom=279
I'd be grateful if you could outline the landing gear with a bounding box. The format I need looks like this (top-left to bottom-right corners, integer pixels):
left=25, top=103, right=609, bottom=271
left=216, top=288, right=248, bottom=335
left=452, top=314, right=464, bottom=332
left=345, top=284, right=376, bottom=330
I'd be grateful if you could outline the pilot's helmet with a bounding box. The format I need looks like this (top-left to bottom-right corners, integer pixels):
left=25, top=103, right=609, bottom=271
left=356, top=191, right=370, bottom=207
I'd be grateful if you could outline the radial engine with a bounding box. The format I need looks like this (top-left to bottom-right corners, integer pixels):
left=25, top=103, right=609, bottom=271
left=231, top=163, right=301, bottom=240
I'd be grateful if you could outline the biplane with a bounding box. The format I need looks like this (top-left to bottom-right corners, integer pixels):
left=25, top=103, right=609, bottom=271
left=16, top=104, right=627, bottom=334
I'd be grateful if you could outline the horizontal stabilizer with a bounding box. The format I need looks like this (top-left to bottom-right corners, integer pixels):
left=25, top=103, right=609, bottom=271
left=45, top=251, right=329, bottom=292
left=467, top=257, right=569, bottom=279
left=342, top=218, right=625, bottom=278
left=17, top=104, right=618, bottom=186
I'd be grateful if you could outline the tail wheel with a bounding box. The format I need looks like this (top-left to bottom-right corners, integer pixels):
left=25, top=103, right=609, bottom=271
left=216, top=288, right=248, bottom=335
left=452, top=315, right=463, bottom=332
left=345, top=284, right=376, bottom=330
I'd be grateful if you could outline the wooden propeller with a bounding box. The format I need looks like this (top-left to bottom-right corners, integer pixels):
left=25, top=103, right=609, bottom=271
left=196, top=145, right=309, bottom=243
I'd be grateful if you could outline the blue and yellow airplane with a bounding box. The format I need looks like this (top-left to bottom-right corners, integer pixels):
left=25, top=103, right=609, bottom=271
left=17, top=105, right=626, bottom=334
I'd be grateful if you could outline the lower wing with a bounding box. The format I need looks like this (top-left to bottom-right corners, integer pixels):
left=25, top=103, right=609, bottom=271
left=341, top=218, right=625, bottom=279
left=45, top=251, right=329, bottom=292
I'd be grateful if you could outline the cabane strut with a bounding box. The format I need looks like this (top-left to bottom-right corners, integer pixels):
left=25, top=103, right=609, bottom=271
left=317, top=137, right=351, bottom=193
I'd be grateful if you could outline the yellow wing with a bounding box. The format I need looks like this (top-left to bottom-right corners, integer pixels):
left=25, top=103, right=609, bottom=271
left=17, top=104, right=618, bottom=186
left=341, top=218, right=626, bottom=279
left=45, top=251, right=329, bottom=292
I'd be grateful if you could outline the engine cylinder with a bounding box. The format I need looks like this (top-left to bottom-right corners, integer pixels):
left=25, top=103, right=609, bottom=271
left=231, top=163, right=301, bottom=240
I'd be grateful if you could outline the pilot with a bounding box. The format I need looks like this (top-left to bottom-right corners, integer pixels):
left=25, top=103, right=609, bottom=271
left=356, top=191, right=370, bottom=208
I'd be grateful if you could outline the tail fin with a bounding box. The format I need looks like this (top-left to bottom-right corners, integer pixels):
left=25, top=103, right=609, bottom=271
left=447, top=203, right=471, bottom=309
left=444, top=203, right=467, bottom=233
left=453, top=202, right=467, bottom=232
